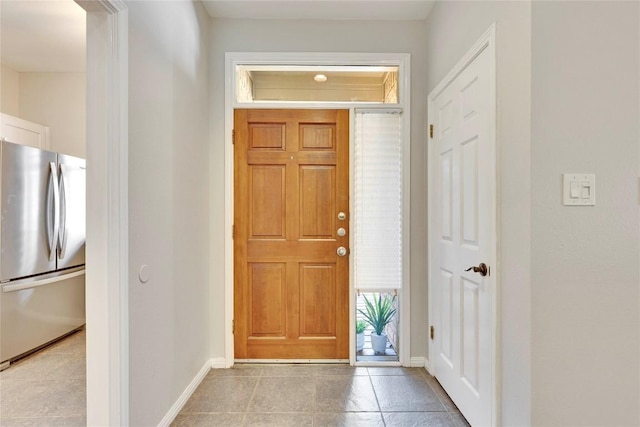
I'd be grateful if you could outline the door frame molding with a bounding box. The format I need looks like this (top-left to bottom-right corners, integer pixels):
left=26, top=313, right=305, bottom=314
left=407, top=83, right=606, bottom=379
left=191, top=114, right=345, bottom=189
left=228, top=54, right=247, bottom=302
left=427, top=23, right=499, bottom=424
left=77, top=0, right=129, bottom=424
left=224, top=52, right=411, bottom=367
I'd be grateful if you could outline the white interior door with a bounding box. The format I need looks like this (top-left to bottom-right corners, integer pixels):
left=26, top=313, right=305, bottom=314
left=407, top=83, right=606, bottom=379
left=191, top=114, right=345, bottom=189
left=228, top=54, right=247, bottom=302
left=428, top=28, right=496, bottom=427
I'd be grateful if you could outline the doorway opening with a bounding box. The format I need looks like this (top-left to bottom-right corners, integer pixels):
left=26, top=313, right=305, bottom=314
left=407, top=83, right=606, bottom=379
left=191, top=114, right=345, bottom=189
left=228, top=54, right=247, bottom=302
left=0, top=1, right=88, bottom=423
left=225, top=53, right=411, bottom=367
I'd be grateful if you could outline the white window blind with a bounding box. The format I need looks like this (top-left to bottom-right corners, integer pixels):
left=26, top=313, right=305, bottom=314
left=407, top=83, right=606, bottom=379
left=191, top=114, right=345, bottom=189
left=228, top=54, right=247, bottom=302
left=354, top=110, right=403, bottom=290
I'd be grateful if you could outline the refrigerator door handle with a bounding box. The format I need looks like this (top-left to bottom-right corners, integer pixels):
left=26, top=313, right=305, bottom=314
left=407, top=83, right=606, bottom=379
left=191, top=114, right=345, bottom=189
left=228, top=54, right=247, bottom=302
left=2, top=269, right=85, bottom=293
left=58, top=164, right=68, bottom=259
left=47, top=162, right=60, bottom=261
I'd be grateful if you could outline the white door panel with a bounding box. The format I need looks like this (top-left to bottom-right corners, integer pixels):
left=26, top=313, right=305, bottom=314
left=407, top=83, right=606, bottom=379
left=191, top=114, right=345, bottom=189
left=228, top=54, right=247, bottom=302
left=429, top=28, right=496, bottom=427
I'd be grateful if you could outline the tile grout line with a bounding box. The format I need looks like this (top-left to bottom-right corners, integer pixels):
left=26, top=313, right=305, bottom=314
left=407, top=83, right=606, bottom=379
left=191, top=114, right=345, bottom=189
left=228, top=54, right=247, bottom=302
left=241, top=371, right=263, bottom=425
left=421, top=373, right=471, bottom=426
left=311, top=373, right=316, bottom=427
left=424, top=374, right=456, bottom=413
left=365, top=368, right=387, bottom=427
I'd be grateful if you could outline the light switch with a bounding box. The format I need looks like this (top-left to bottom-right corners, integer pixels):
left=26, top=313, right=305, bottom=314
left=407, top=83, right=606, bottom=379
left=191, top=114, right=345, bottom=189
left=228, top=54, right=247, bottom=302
left=563, top=174, right=596, bottom=206
left=570, top=181, right=580, bottom=198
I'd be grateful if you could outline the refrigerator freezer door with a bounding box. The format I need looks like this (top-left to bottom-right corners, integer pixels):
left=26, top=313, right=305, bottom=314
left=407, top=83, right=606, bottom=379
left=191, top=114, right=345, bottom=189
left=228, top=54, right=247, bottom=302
left=0, top=269, right=85, bottom=363
left=56, top=154, right=85, bottom=269
left=1, top=141, right=58, bottom=281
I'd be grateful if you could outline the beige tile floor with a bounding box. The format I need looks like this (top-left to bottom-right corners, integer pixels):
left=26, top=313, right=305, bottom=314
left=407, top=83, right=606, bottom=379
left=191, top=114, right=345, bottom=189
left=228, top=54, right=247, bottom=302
left=0, top=328, right=86, bottom=426
left=173, top=365, right=470, bottom=427
left=0, top=331, right=470, bottom=427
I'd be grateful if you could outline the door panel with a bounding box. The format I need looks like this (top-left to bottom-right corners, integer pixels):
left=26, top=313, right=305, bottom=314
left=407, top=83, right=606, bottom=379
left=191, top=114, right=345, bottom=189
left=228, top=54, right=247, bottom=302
left=299, top=166, right=335, bottom=239
left=300, top=124, right=335, bottom=150
left=440, top=268, right=453, bottom=365
left=250, top=166, right=285, bottom=238
left=249, top=263, right=286, bottom=336
left=249, top=123, right=285, bottom=149
left=235, top=109, right=349, bottom=360
left=299, top=264, right=336, bottom=336
left=461, top=137, right=479, bottom=245
left=430, top=43, right=495, bottom=426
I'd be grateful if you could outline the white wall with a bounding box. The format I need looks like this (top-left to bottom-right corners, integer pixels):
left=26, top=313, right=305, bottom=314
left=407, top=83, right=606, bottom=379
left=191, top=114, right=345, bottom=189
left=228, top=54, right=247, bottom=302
left=19, top=72, right=85, bottom=157
left=0, top=66, right=85, bottom=157
left=126, top=1, right=210, bottom=425
left=209, top=18, right=429, bottom=359
left=531, top=2, right=639, bottom=425
left=426, top=1, right=640, bottom=425
left=424, top=2, right=532, bottom=425
left=0, top=64, right=20, bottom=116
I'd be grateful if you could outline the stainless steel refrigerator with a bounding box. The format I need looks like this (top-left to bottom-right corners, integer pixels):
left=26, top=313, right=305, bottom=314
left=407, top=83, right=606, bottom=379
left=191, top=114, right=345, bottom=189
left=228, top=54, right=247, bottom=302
left=0, top=140, right=86, bottom=367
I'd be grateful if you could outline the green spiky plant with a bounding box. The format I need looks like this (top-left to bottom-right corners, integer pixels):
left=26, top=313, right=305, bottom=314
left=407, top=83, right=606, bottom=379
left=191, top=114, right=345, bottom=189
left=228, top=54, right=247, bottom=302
left=356, top=318, right=367, bottom=334
left=358, top=294, right=397, bottom=336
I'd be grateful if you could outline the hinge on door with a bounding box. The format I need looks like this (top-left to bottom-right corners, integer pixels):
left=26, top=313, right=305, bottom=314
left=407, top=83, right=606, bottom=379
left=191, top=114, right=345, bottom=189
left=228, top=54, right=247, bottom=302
left=232, top=320, right=235, bottom=334
left=430, top=325, right=435, bottom=340
left=232, top=129, right=235, bottom=144
left=232, top=224, right=236, bottom=239
left=429, top=124, right=434, bottom=139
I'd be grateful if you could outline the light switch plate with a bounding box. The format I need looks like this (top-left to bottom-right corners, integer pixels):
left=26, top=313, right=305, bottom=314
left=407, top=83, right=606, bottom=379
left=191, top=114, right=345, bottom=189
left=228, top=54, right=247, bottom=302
left=563, top=173, right=595, bottom=206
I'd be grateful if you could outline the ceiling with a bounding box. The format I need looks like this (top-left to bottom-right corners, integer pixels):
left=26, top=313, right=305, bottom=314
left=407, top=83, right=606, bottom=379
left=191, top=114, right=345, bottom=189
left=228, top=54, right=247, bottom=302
left=0, top=0, right=86, bottom=73
left=202, top=1, right=436, bottom=21
left=0, top=0, right=435, bottom=74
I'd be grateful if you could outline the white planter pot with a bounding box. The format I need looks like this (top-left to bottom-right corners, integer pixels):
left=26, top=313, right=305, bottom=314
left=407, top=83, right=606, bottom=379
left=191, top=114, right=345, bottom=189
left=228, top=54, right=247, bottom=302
left=356, top=332, right=365, bottom=351
left=371, top=333, right=387, bottom=354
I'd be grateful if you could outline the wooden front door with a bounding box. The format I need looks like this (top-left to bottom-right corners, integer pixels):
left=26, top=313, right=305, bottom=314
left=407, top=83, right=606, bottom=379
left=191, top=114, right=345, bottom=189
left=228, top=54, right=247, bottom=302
left=234, top=109, right=349, bottom=360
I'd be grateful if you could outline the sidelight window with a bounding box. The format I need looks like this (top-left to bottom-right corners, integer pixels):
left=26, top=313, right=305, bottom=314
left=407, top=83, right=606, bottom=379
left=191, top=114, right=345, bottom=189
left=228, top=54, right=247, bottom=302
left=354, top=110, right=403, bottom=362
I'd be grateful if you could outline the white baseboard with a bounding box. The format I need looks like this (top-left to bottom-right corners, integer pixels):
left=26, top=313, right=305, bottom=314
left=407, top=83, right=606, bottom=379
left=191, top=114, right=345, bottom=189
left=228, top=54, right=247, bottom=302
left=210, top=357, right=226, bottom=369
left=410, top=356, right=426, bottom=368
left=157, top=358, right=213, bottom=427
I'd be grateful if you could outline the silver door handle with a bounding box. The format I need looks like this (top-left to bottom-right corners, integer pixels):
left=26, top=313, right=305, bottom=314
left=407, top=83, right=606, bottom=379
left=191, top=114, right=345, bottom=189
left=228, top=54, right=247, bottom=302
left=2, top=269, right=85, bottom=293
left=337, top=247, right=348, bottom=257
left=48, top=162, right=60, bottom=261
left=58, top=164, right=69, bottom=259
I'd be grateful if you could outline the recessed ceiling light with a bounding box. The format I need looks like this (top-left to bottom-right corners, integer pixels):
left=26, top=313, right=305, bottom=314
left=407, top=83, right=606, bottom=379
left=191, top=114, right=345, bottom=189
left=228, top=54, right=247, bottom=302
left=314, top=74, right=328, bottom=82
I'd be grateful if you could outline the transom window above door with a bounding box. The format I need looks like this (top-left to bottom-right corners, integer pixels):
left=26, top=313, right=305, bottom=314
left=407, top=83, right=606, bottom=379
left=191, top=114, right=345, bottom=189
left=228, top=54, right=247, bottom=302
left=235, top=65, right=400, bottom=103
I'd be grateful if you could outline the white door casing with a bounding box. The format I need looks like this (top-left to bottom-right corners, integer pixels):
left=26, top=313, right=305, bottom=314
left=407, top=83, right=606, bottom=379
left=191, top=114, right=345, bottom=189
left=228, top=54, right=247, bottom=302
left=77, top=0, right=129, bottom=424
left=428, top=25, right=497, bottom=427
left=225, top=53, right=412, bottom=367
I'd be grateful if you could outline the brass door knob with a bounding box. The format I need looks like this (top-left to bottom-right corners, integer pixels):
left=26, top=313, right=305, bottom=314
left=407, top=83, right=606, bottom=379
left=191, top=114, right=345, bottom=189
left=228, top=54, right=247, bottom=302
left=465, top=263, right=489, bottom=277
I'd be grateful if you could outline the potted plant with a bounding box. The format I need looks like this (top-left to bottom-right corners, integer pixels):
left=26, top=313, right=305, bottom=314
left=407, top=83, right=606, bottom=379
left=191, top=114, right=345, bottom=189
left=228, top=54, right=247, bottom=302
left=356, top=319, right=367, bottom=351
left=358, top=293, right=397, bottom=354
